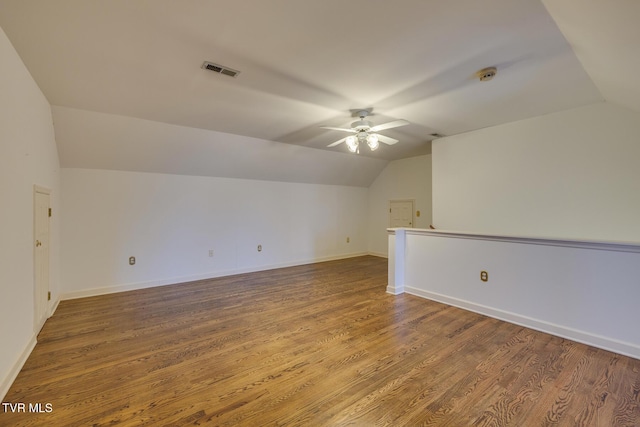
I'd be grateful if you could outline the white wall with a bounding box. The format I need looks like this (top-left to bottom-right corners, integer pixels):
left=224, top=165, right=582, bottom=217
left=433, top=102, right=640, bottom=242
left=367, top=155, right=432, bottom=256
left=0, top=26, right=60, bottom=398
left=61, top=169, right=368, bottom=298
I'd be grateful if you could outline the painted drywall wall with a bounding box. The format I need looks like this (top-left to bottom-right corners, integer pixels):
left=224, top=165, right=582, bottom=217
left=433, top=102, right=640, bottom=242
left=61, top=168, right=368, bottom=298
left=0, top=26, right=60, bottom=398
left=367, top=155, right=432, bottom=256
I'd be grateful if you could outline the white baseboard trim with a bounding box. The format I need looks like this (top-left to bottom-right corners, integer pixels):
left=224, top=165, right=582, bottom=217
left=49, top=298, right=60, bottom=317
left=61, top=252, right=370, bottom=300
left=386, top=285, right=403, bottom=295
left=405, top=286, right=640, bottom=361
left=2, top=299, right=61, bottom=401
left=368, top=251, right=388, bottom=258
left=0, top=334, right=36, bottom=402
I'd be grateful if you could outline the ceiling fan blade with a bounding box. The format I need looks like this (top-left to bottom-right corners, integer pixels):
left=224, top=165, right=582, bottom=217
left=376, top=134, right=398, bottom=145
left=319, top=126, right=356, bottom=133
left=327, top=137, right=348, bottom=147
left=369, top=119, right=410, bottom=132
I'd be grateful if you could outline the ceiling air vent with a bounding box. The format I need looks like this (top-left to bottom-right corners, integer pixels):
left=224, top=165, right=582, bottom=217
left=202, top=61, right=240, bottom=78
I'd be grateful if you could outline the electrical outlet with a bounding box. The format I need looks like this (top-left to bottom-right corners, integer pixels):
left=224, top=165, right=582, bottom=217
left=257, top=244, right=262, bottom=252
left=480, top=270, right=488, bottom=282
left=346, top=237, right=350, bottom=243
left=129, top=256, right=136, bottom=265
left=209, top=250, right=214, bottom=257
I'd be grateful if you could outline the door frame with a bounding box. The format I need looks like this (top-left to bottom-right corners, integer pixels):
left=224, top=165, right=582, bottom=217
left=389, top=199, right=415, bottom=228
left=33, top=185, right=51, bottom=333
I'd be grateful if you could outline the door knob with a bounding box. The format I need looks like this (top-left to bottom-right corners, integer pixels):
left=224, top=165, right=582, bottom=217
left=35, top=240, right=41, bottom=247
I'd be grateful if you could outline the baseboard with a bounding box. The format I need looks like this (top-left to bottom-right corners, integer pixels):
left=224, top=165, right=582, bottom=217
left=385, top=285, right=403, bottom=295
left=2, top=299, right=61, bottom=400
left=368, top=251, right=388, bottom=258
left=405, top=286, right=640, bottom=361
left=61, top=252, right=370, bottom=300
left=49, top=298, right=60, bottom=317
left=0, top=334, right=36, bottom=401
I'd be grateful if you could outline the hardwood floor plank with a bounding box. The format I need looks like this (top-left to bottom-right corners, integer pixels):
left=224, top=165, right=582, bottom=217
left=2, top=256, right=640, bottom=426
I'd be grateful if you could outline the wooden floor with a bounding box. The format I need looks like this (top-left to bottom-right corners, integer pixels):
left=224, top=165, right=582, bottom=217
left=3, top=256, right=640, bottom=426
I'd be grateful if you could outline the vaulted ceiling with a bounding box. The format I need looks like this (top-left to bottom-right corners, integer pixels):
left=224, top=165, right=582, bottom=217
left=0, top=0, right=637, bottom=184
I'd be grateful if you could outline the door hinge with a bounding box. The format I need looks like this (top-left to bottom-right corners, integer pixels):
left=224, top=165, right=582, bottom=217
left=48, top=208, right=52, bottom=217
left=48, top=291, right=51, bottom=301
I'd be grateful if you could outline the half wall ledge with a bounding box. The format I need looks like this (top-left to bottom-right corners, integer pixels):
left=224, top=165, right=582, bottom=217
left=387, top=227, right=640, bottom=360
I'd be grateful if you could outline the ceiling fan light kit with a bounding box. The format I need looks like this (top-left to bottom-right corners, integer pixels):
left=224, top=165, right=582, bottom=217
left=321, top=110, right=409, bottom=154
left=367, top=134, right=379, bottom=150
left=346, top=136, right=358, bottom=153
left=345, top=133, right=380, bottom=153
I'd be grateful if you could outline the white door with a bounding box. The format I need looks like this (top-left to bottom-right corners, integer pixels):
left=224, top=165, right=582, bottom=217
left=389, top=200, right=414, bottom=228
left=34, top=187, right=50, bottom=333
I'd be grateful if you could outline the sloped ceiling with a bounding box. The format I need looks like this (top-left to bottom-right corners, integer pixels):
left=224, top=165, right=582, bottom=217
left=541, top=0, right=640, bottom=115
left=1, top=0, right=631, bottom=186
left=51, top=105, right=389, bottom=186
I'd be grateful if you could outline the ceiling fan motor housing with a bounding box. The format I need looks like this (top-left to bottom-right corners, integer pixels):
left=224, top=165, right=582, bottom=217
left=352, top=119, right=372, bottom=130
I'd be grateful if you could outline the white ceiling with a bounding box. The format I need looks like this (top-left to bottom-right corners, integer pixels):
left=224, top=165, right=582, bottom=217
left=541, top=0, right=640, bottom=114
left=0, top=0, right=635, bottom=180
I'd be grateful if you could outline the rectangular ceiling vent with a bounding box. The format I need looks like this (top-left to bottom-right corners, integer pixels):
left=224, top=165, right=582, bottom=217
left=202, top=61, right=240, bottom=78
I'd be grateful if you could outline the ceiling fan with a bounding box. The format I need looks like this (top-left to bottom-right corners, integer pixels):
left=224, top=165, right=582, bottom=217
left=321, top=110, right=409, bottom=153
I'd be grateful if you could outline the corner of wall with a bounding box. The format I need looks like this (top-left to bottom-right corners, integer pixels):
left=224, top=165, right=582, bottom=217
left=0, top=22, right=61, bottom=401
